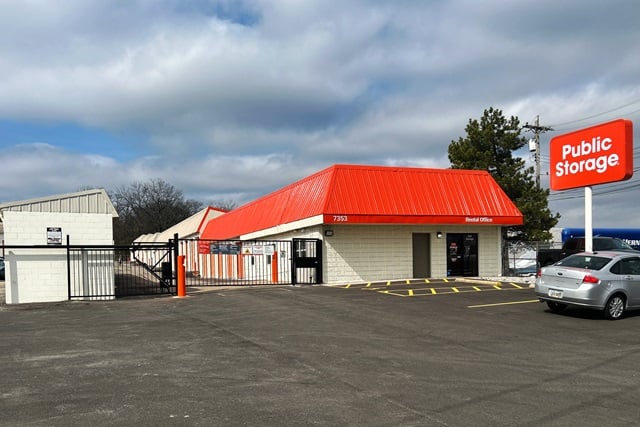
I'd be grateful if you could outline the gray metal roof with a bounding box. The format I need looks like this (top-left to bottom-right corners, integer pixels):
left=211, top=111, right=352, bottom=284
left=0, top=189, right=118, bottom=217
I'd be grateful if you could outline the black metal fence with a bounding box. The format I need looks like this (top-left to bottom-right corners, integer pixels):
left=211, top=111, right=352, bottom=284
left=2, top=237, right=324, bottom=303
left=68, top=245, right=176, bottom=299
left=176, top=238, right=324, bottom=286
left=179, top=239, right=294, bottom=286
left=3, top=241, right=177, bottom=301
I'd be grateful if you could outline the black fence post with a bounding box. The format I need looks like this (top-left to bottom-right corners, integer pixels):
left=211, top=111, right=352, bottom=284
left=173, top=233, right=179, bottom=290
left=66, top=235, right=71, bottom=300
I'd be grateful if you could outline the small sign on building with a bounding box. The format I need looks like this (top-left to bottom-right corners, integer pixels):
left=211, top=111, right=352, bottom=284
left=211, top=243, right=241, bottom=255
left=47, top=227, right=63, bottom=245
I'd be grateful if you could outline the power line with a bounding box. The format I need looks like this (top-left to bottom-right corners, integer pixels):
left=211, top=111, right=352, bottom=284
left=548, top=177, right=640, bottom=201
left=549, top=98, right=640, bottom=129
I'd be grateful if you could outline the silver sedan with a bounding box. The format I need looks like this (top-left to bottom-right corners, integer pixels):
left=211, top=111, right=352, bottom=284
left=535, top=250, right=640, bottom=320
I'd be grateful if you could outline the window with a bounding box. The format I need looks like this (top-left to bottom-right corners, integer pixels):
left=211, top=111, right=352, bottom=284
left=557, top=255, right=611, bottom=270
left=610, top=257, right=640, bottom=275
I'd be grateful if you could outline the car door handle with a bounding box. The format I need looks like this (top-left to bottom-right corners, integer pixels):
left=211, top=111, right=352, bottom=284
left=624, top=275, right=634, bottom=280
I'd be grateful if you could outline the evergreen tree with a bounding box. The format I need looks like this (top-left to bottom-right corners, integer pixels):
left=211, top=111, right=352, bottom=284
left=448, top=107, right=559, bottom=242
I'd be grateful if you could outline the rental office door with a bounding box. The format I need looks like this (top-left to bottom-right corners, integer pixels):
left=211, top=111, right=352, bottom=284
left=446, top=233, right=478, bottom=277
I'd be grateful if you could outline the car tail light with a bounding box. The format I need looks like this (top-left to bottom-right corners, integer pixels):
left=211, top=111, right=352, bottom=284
left=536, top=268, right=542, bottom=277
left=582, top=275, right=600, bottom=284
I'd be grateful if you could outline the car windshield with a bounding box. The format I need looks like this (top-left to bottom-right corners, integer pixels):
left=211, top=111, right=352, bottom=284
left=613, top=239, right=634, bottom=250
left=593, top=238, right=633, bottom=250
left=555, top=254, right=611, bottom=270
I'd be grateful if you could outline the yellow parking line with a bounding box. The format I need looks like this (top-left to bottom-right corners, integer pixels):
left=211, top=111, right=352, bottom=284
left=493, top=285, right=502, bottom=290
left=510, top=282, right=523, bottom=289
left=345, top=284, right=351, bottom=288
left=468, top=300, right=539, bottom=308
left=380, top=290, right=407, bottom=297
left=386, top=281, right=391, bottom=286
left=452, top=287, right=459, bottom=293
left=365, top=282, right=372, bottom=287
left=424, top=279, right=430, bottom=284
left=473, top=286, right=481, bottom=291
left=430, top=288, right=437, bottom=294
left=408, top=289, right=414, bottom=297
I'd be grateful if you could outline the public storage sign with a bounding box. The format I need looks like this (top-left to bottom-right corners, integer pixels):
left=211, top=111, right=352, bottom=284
left=550, top=119, right=633, bottom=190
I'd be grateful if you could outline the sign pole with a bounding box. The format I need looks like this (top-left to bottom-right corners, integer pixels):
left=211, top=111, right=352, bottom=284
left=585, top=186, right=593, bottom=252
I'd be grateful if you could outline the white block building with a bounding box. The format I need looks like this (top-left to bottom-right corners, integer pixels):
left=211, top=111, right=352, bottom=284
left=0, top=189, right=118, bottom=304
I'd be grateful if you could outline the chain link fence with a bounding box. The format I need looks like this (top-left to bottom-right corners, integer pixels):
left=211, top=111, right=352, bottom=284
left=503, top=240, right=562, bottom=276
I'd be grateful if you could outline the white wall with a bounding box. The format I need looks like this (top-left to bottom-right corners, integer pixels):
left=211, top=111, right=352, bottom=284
left=322, top=224, right=503, bottom=283
left=3, top=211, right=114, bottom=304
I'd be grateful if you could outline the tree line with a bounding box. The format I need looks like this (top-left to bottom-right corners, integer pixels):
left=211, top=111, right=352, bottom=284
left=109, top=179, right=236, bottom=246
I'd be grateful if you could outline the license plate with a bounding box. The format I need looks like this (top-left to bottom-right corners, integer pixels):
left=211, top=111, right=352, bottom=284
left=548, top=289, right=563, bottom=298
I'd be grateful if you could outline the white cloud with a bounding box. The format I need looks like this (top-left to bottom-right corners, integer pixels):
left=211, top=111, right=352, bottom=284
left=1, top=0, right=640, bottom=231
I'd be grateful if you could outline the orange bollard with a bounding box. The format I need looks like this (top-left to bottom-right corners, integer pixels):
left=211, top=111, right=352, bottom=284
left=272, top=251, right=278, bottom=283
left=177, top=255, right=186, bottom=297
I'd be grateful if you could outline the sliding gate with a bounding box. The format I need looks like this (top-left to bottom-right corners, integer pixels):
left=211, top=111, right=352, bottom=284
left=180, top=238, right=323, bottom=286
left=68, top=242, right=177, bottom=299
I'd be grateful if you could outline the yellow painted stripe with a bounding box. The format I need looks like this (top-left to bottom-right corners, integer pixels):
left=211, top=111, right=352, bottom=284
left=424, top=279, right=430, bottom=284
left=345, top=284, right=351, bottom=288
left=443, top=278, right=450, bottom=283
left=430, top=288, right=437, bottom=294
left=468, top=300, right=539, bottom=308
left=406, top=279, right=411, bottom=285
left=473, top=286, right=481, bottom=291
left=387, top=281, right=391, bottom=286
left=493, top=285, right=502, bottom=290
left=385, top=291, right=409, bottom=297
left=452, top=287, right=459, bottom=293
left=510, top=282, right=523, bottom=289
left=365, top=282, right=372, bottom=287
left=408, top=289, right=414, bottom=297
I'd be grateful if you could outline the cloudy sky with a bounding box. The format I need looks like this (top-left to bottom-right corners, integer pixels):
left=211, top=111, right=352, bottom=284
left=1, top=0, right=639, bottom=232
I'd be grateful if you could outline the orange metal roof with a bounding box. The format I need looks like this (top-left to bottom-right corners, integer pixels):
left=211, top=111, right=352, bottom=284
left=201, top=164, right=523, bottom=239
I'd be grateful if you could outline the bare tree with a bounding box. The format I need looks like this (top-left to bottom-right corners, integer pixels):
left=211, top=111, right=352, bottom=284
left=209, top=199, right=238, bottom=212
left=110, top=179, right=203, bottom=245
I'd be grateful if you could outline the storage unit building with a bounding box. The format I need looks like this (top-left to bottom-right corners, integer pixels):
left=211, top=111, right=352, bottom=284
left=200, top=164, right=523, bottom=284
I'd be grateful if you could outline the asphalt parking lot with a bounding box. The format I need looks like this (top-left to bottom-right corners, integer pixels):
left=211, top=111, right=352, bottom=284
left=2, top=279, right=640, bottom=426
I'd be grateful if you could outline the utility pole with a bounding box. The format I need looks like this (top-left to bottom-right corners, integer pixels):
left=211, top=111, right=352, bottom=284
left=522, top=116, right=553, bottom=188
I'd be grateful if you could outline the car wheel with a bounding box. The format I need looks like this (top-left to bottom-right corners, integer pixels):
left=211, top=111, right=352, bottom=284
left=604, top=295, right=625, bottom=320
left=546, top=301, right=567, bottom=313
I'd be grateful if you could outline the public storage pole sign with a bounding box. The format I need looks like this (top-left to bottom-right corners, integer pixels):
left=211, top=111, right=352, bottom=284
left=549, top=118, right=633, bottom=252
left=550, top=119, right=633, bottom=190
